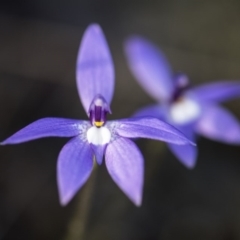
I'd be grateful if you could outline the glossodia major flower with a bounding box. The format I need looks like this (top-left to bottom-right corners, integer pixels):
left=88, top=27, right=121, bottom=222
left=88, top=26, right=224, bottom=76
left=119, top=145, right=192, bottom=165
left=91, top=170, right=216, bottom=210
left=124, top=36, right=240, bottom=169
left=1, top=25, right=194, bottom=206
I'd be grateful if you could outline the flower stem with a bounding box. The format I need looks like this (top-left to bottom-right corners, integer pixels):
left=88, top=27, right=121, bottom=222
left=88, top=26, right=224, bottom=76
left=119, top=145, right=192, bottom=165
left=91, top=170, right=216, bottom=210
left=63, top=162, right=97, bottom=240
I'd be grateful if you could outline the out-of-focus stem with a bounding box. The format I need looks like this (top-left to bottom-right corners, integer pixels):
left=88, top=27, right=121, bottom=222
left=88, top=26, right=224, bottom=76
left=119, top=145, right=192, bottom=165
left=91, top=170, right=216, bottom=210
left=63, top=162, right=97, bottom=240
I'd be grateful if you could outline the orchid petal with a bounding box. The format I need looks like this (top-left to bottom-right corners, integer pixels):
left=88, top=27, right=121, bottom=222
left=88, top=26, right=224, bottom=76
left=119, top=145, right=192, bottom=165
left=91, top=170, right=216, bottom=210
left=76, top=24, right=114, bottom=113
left=195, top=104, right=240, bottom=144
left=167, top=124, right=197, bottom=169
left=133, top=104, right=165, bottom=120
left=124, top=36, right=173, bottom=101
left=90, top=143, right=106, bottom=165
left=105, top=137, right=144, bottom=206
left=112, top=117, right=195, bottom=145
left=57, top=137, right=93, bottom=206
left=190, top=81, right=240, bottom=103
left=1, top=118, right=86, bottom=145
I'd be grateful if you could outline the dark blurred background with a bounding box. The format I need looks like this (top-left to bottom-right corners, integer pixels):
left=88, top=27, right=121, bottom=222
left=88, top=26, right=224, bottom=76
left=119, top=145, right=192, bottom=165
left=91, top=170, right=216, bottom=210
left=1, top=0, right=240, bottom=239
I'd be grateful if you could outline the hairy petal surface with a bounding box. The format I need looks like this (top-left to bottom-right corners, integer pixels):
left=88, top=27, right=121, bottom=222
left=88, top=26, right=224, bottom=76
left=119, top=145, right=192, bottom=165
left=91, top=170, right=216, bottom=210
left=190, top=81, right=240, bottom=103
left=113, top=117, right=195, bottom=145
left=1, top=118, right=85, bottom=145
left=195, top=104, right=240, bottom=144
left=124, top=36, right=173, bottom=101
left=167, top=124, right=197, bottom=169
left=133, top=104, right=166, bottom=120
left=105, top=137, right=144, bottom=206
left=76, top=24, right=114, bottom=113
left=57, top=137, right=93, bottom=206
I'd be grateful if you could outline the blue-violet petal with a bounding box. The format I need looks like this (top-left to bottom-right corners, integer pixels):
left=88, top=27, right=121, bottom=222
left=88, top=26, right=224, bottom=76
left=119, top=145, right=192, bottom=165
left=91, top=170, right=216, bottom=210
left=167, top=124, right=197, bottom=169
left=196, top=103, right=240, bottom=144
left=105, top=137, right=144, bottom=206
left=76, top=24, right=114, bottom=113
left=124, top=36, right=173, bottom=101
left=57, top=137, right=93, bottom=206
left=190, top=81, right=240, bottom=103
left=1, top=118, right=85, bottom=145
left=114, top=117, right=195, bottom=145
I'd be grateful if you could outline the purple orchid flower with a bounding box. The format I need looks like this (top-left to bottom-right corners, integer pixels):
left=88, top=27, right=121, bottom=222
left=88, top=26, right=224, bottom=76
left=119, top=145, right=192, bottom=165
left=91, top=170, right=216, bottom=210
left=124, top=36, right=240, bottom=169
left=1, top=25, right=194, bottom=206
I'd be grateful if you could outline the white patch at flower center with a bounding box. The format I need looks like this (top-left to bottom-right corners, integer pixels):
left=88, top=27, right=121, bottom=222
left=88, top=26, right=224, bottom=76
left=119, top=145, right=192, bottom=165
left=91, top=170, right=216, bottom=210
left=169, top=98, right=201, bottom=124
left=87, top=126, right=111, bottom=145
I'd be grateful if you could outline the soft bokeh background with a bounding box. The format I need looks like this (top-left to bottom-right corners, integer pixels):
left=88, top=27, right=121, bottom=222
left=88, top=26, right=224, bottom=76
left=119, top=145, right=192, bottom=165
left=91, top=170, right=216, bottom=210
left=1, top=0, right=240, bottom=239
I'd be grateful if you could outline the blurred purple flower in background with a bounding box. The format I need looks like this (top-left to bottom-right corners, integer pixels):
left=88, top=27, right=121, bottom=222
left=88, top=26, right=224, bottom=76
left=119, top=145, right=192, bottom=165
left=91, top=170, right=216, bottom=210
left=1, top=25, right=194, bottom=206
left=125, top=36, right=240, bottom=169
